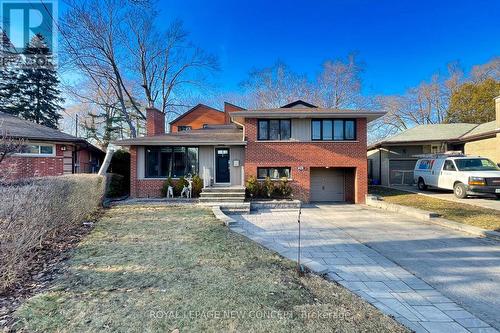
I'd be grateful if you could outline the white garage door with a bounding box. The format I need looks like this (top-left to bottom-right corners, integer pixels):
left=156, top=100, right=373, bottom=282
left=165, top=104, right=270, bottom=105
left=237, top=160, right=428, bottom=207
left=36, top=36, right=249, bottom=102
left=310, top=168, right=345, bottom=202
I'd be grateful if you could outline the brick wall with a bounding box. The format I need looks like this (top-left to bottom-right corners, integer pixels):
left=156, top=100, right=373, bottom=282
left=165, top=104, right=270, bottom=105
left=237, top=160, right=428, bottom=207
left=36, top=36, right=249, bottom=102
left=129, top=146, right=165, bottom=197
left=170, top=105, right=225, bottom=132
left=146, top=108, right=165, bottom=136
left=224, top=102, right=245, bottom=124
left=244, top=118, right=368, bottom=203
left=0, top=143, right=67, bottom=181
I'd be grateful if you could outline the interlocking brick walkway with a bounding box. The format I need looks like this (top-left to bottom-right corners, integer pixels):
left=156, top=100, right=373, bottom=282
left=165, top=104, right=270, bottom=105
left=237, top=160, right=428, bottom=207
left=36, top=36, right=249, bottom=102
left=230, top=206, right=499, bottom=333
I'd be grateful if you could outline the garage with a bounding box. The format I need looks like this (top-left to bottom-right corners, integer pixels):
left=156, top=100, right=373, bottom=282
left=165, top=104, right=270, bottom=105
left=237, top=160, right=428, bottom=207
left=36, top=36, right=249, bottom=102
left=389, top=159, right=418, bottom=185
left=310, top=168, right=346, bottom=202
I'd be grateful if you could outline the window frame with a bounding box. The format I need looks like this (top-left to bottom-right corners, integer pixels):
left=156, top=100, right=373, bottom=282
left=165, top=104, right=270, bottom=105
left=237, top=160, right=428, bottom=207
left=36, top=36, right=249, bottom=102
left=144, top=146, right=199, bottom=179
left=256, top=167, right=292, bottom=180
left=311, top=119, right=357, bottom=141
left=177, top=125, right=192, bottom=132
left=15, top=143, right=56, bottom=157
left=257, top=119, right=292, bottom=141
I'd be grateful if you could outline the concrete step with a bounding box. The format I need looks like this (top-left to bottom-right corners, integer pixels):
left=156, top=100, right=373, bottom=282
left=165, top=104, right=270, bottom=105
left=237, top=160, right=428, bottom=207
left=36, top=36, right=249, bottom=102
left=201, top=202, right=250, bottom=214
left=202, top=187, right=245, bottom=193
left=200, top=192, right=246, bottom=198
left=199, top=197, right=245, bottom=203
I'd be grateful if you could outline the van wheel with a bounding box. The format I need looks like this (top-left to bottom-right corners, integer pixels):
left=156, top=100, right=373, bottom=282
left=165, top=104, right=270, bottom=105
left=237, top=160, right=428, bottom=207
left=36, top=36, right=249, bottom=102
left=496, top=194, right=500, bottom=200
left=417, top=178, right=427, bottom=191
left=453, top=183, right=467, bottom=199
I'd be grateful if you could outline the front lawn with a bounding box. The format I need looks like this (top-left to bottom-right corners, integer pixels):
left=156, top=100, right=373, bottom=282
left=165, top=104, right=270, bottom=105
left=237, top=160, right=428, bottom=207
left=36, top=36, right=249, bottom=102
left=369, top=186, right=500, bottom=231
left=14, top=204, right=406, bottom=332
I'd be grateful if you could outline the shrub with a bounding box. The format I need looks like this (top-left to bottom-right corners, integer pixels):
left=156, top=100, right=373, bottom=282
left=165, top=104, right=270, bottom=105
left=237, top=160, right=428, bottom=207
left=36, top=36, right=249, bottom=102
left=174, top=176, right=187, bottom=196
left=161, top=177, right=174, bottom=197
left=106, top=173, right=126, bottom=198
left=245, top=175, right=260, bottom=198
left=277, top=177, right=293, bottom=198
left=191, top=175, right=203, bottom=198
left=262, top=176, right=274, bottom=198
left=0, top=174, right=105, bottom=292
left=107, top=149, right=130, bottom=194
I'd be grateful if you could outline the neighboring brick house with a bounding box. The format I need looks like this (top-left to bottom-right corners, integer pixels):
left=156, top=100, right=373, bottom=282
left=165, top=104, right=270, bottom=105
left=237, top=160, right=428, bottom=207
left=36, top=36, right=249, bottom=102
left=116, top=100, right=383, bottom=203
left=0, top=112, right=104, bottom=181
left=169, top=104, right=225, bottom=132
left=367, top=96, right=500, bottom=186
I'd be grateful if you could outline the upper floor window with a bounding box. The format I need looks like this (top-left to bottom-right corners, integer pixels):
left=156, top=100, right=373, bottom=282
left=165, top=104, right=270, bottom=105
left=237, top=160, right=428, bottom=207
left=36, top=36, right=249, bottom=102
left=311, top=119, right=356, bottom=141
left=178, top=126, right=192, bottom=132
left=258, top=119, right=291, bottom=140
left=17, top=144, right=55, bottom=156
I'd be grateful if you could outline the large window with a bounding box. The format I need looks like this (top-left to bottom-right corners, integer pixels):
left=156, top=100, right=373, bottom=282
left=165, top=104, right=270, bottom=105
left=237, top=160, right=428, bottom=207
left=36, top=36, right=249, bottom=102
left=258, top=119, right=291, bottom=140
left=17, top=144, right=55, bottom=156
left=311, top=119, right=356, bottom=141
left=178, top=126, right=192, bottom=132
left=257, top=167, right=291, bottom=180
left=145, top=146, right=198, bottom=178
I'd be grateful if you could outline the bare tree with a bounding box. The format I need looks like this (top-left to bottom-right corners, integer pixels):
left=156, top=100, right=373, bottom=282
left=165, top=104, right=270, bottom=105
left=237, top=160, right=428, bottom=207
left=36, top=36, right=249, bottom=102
left=470, top=57, right=500, bottom=82
left=242, top=61, right=313, bottom=108
left=0, top=124, right=25, bottom=164
left=315, top=54, right=364, bottom=108
left=61, top=0, right=145, bottom=137
left=126, top=14, right=218, bottom=115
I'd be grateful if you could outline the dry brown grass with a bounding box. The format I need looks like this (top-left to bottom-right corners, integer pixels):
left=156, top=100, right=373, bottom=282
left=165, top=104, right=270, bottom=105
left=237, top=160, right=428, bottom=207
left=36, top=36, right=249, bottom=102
left=369, top=186, right=500, bottom=231
left=0, top=175, right=105, bottom=292
left=14, top=205, right=407, bottom=332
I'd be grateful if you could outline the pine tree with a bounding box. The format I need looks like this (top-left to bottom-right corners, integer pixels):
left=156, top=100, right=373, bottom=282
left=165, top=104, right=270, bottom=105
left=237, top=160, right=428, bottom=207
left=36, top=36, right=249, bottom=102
left=12, top=33, right=63, bottom=128
left=0, top=30, right=20, bottom=114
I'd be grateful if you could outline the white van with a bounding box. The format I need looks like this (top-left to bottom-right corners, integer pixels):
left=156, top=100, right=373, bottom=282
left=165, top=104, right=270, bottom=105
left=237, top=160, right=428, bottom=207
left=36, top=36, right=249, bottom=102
left=414, top=154, right=500, bottom=199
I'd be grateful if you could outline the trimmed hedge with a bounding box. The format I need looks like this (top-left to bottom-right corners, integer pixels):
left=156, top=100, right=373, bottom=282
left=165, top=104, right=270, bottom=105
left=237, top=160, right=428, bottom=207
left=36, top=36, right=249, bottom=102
left=0, top=174, right=105, bottom=292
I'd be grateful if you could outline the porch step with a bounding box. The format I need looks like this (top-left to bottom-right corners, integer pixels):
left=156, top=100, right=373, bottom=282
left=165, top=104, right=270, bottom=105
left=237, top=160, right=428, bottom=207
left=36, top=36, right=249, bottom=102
left=199, top=196, right=245, bottom=203
left=199, top=202, right=250, bottom=214
left=202, top=187, right=245, bottom=193
left=200, top=191, right=245, bottom=198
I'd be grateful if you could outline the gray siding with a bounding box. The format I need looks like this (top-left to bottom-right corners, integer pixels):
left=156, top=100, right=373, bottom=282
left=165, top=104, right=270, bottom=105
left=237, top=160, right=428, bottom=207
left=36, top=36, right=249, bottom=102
left=291, top=119, right=310, bottom=141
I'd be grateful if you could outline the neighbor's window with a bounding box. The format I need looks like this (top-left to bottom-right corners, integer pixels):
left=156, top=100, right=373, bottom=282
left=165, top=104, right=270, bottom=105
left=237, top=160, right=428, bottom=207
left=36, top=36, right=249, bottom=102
left=257, top=119, right=291, bottom=140
left=178, top=126, right=192, bottom=131
left=257, top=167, right=291, bottom=179
left=18, top=144, right=55, bottom=156
left=311, top=119, right=356, bottom=141
left=145, top=146, right=198, bottom=178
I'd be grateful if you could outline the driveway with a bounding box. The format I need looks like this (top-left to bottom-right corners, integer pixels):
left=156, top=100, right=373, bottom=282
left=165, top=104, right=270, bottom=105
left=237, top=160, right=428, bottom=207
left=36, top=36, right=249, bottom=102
left=393, top=185, right=500, bottom=211
left=230, top=205, right=500, bottom=332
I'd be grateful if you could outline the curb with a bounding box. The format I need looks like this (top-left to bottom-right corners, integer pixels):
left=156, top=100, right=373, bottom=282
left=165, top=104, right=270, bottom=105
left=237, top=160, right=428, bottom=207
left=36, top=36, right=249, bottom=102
left=366, top=195, right=500, bottom=241
left=211, top=206, right=236, bottom=226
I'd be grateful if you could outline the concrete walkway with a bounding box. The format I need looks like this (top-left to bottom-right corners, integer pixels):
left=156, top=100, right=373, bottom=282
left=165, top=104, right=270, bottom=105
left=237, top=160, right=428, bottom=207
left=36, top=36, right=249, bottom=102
left=392, top=185, right=500, bottom=211
left=230, top=205, right=500, bottom=333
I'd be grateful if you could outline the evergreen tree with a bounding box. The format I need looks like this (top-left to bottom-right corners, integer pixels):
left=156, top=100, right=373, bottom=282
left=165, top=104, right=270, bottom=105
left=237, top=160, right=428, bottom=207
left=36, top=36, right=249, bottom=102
left=0, top=30, right=19, bottom=114
left=12, top=34, right=63, bottom=128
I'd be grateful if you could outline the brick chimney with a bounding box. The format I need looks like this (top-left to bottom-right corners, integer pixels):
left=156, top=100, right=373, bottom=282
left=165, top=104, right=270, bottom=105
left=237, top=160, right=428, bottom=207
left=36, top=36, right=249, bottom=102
left=146, top=108, right=165, bottom=136
left=224, top=102, right=246, bottom=124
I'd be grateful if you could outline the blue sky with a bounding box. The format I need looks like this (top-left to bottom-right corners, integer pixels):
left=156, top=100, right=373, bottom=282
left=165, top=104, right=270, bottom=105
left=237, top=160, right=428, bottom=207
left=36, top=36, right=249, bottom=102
left=159, top=0, right=500, bottom=96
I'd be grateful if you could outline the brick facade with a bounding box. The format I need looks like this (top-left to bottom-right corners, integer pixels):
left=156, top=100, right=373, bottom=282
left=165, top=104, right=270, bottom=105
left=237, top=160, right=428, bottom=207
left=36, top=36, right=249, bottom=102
left=244, top=118, right=368, bottom=203
left=129, top=146, right=164, bottom=197
left=224, top=102, right=246, bottom=124
left=0, top=143, right=67, bottom=181
left=170, top=105, right=225, bottom=132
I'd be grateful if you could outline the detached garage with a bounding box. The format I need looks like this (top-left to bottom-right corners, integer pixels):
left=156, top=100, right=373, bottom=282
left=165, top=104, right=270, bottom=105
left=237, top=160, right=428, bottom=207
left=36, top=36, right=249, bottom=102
left=310, top=168, right=355, bottom=203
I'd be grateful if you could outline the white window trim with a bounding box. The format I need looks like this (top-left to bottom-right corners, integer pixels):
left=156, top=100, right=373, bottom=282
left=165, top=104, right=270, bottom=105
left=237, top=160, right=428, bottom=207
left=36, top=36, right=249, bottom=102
left=14, top=143, right=56, bottom=157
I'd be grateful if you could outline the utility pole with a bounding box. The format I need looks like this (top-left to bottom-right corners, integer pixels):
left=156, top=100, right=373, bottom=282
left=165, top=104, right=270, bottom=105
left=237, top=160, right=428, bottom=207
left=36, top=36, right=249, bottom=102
left=75, top=114, right=79, bottom=138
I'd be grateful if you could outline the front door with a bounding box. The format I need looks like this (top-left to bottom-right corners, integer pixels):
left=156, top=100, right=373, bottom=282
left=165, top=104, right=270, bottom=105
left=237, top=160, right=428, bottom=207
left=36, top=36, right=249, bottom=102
left=215, top=148, right=230, bottom=183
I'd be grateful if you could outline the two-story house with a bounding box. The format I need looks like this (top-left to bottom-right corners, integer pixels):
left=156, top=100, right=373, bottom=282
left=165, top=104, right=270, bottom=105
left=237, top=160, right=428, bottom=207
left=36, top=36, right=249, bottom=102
left=116, top=101, right=384, bottom=203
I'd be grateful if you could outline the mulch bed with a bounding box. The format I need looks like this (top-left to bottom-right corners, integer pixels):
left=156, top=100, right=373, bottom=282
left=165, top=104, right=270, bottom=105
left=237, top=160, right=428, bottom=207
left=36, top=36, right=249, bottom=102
left=0, top=212, right=102, bottom=332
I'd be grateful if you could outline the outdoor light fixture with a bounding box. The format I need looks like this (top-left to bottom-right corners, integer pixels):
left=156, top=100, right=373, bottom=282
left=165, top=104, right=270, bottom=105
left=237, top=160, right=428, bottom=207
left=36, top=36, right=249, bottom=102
left=60, top=145, right=67, bottom=151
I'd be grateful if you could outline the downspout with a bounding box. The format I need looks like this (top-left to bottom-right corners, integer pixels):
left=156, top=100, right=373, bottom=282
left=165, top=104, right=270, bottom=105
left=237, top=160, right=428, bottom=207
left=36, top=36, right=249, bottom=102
left=379, top=148, right=382, bottom=185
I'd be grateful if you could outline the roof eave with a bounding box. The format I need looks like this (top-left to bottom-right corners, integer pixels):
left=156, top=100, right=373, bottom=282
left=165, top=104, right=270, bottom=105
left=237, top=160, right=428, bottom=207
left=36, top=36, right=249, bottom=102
left=232, top=111, right=386, bottom=122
